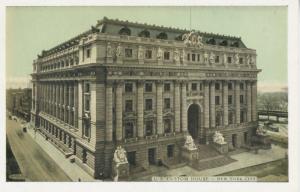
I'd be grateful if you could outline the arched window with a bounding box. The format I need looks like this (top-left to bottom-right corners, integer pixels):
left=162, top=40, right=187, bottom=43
left=231, top=41, right=239, bottom=47
left=139, top=30, right=150, bottom=38
left=157, top=32, right=168, bottom=40
left=219, top=40, right=228, bottom=46
left=207, top=38, right=216, bottom=45
left=119, top=27, right=131, bottom=36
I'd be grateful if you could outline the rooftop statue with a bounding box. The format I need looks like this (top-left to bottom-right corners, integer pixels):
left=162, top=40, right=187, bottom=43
left=184, top=134, right=197, bottom=150
left=115, top=44, right=122, bottom=57
left=213, top=131, right=227, bottom=145
left=182, top=30, right=203, bottom=47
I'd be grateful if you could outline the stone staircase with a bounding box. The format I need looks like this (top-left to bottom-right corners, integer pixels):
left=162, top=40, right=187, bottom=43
left=197, top=144, right=221, bottom=160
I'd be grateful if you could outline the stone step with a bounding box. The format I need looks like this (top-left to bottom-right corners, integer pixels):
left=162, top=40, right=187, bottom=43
left=197, top=144, right=221, bottom=160
left=190, top=155, right=236, bottom=171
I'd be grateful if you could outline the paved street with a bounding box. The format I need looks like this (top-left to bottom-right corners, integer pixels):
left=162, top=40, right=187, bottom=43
left=6, top=118, right=71, bottom=181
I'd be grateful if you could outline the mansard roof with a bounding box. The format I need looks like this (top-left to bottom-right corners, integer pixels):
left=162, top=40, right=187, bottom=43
left=39, top=16, right=247, bottom=58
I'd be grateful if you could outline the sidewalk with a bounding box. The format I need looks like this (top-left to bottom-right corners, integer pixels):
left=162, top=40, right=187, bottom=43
left=27, top=127, right=96, bottom=181
left=139, top=144, right=287, bottom=180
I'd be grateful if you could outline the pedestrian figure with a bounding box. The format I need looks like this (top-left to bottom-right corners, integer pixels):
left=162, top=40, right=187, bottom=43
left=78, top=178, right=81, bottom=182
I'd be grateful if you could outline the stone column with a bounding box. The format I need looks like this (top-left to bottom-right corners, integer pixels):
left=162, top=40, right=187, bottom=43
left=115, top=81, right=123, bottom=141
left=156, top=81, right=163, bottom=135
left=56, top=83, right=59, bottom=118
left=60, top=84, right=64, bottom=120
left=235, top=81, right=240, bottom=124
left=223, top=81, right=229, bottom=126
left=137, top=80, right=144, bottom=138
left=210, top=81, right=216, bottom=128
left=64, top=83, right=68, bottom=123
left=204, top=81, right=210, bottom=128
left=74, top=81, right=78, bottom=128
left=105, top=82, right=113, bottom=142
left=251, top=81, right=257, bottom=121
left=181, top=81, right=187, bottom=132
left=69, top=84, right=72, bottom=125
left=247, top=81, right=252, bottom=122
left=174, top=81, right=181, bottom=132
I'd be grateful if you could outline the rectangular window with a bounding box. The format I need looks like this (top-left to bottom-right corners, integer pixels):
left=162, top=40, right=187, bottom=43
left=228, top=82, right=233, bottom=90
left=164, top=98, right=171, bottom=109
left=164, top=52, right=170, bottom=60
left=145, top=99, right=153, bottom=110
left=229, top=112, right=234, bottom=124
left=125, top=48, right=133, bottom=58
left=240, top=95, right=244, bottom=104
left=215, top=55, right=220, bottom=63
left=215, top=83, right=220, bottom=90
left=83, top=120, right=90, bottom=138
left=240, top=83, right=244, bottom=90
left=187, top=53, right=190, bottom=61
left=125, top=100, right=133, bottom=112
left=191, top=83, right=197, bottom=91
left=145, top=50, right=152, bottom=59
left=164, top=83, right=171, bottom=92
left=192, top=54, right=196, bottom=61
left=167, top=144, right=174, bottom=158
left=240, top=111, right=245, bottom=123
left=228, top=95, right=233, bottom=105
left=145, top=83, right=152, bottom=92
left=85, top=83, right=90, bottom=93
left=239, top=58, right=243, bottom=64
left=145, top=120, right=153, bottom=136
left=125, top=122, right=134, bottom=138
left=86, top=49, right=91, bottom=58
left=227, top=57, right=232, bottom=63
left=164, top=119, right=171, bottom=133
left=215, top=96, right=220, bottom=105
left=125, top=83, right=133, bottom=93
left=85, top=98, right=90, bottom=111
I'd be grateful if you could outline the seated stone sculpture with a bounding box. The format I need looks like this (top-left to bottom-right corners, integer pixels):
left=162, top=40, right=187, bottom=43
left=256, top=126, right=266, bottom=136
left=113, top=146, right=128, bottom=165
left=213, top=131, right=227, bottom=145
left=184, top=135, right=197, bottom=150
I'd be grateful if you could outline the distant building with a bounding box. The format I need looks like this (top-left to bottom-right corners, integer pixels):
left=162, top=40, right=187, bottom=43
left=7, top=88, right=32, bottom=121
left=31, top=17, right=260, bottom=178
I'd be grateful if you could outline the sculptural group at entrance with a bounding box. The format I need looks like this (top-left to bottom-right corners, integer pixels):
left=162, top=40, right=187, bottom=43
left=213, top=131, right=227, bottom=145
left=184, top=134, right=198, bottom=150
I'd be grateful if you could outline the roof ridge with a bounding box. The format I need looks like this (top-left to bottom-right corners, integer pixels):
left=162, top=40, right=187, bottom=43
left=97, top=16, right=241, bottom=40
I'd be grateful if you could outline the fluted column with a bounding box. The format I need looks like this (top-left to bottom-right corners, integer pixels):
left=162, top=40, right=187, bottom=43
left=181, top=81, right=187, bottom=132
left=174, top=81, right=181, bottom=132
left=115, top=81, right=123, bottom=141
left=64, top=83, right=68, bottom=123
left=247, top=81, right=252, bottom=122
left=251, top=81, right=257, bottom=121
left=204, top=81, right=210, bottom=128
left=137, top=80, right=144, bottom=137
left=210, top=81, right=216, bottom=128
left=68, top=84, right=72, bottom=125
left=156, top=81, right=163, bottom=135
left=60, top=84, right=64, bottom=120
left=223, top=81, right=229, bottom=126
left=74, top=81, right=78, bottom=128
left=105, top=82, right=113, bottom=142
left=56, top=83, right=59, bottom=118
left=235, top=81, right=240, bottom=124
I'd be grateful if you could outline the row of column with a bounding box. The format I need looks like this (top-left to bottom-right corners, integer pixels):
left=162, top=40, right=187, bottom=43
left=105, top=80, right=188, bottom=142
left=205, top=80, right=257, bottom=129
left=40, top=81, right=78, bottom=128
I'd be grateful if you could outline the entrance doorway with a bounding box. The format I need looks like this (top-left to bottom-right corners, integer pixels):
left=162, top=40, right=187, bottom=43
left=232, top=134, right=237, bottom=148
left=127, top=151, right=136, bottom=166
left=188, top=104, right=200, bottom=139
left=148, top=148, right=156, bottom=165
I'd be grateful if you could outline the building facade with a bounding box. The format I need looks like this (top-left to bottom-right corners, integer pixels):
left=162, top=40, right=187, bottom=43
left=31, top=17, right=260, bottom=178
left=7, top=88, right=32, bottom=121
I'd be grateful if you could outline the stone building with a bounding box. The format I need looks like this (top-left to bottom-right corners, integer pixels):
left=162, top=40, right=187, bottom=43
left=31, top=17, right=260, bottom=178
left=7, top=88, right=32, bottom=121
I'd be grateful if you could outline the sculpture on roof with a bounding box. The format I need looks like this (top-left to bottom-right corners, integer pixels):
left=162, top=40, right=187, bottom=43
left=138, top=45, right=144, bottom=60
left=250, top=55, right=255, bottom=65
left=223, top=53, right=227, bottom=65
left=174, top=49, right=180, bottom=62
left=234, top=53, right=240, bottom=65
left=246, top=55, right=250, bottom=65
left=213, top=131, right=227, bottom=145
left=209, top=52, right=215, bottom=64
left=204, top=52, right=209, bottom=64
left=182, top=30, right=203, bottom=47
left=115, top=43, right=122, bottom=58
left=107, top=42, right=112, bottom=57
left=184, top=134, right=197, bottom=150
left=157, top=47, right=163, bottom=60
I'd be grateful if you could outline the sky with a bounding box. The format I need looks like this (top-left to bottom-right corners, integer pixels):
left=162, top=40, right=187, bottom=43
left=6, top=6, right=287, bottom=91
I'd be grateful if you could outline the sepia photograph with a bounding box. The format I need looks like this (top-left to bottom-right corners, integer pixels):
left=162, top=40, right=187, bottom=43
left=2, top=1, right=300, bottom=192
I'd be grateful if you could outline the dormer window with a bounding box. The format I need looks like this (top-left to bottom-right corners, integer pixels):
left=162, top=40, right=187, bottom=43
left=139, top=30, right=150, bottom=38
left=157, top=32, right=168, bottom=40
left=219, top=40, right=228, bottom=46
left=231, top=41, right=239, bottom=47
left=119, top=27, right=131, bottom=36
left=207, top=38, right=216, bottom=45
left=164, top=52, right=170, bottom=60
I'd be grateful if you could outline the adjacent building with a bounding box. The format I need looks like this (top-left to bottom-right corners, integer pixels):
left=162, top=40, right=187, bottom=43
left=7, top=88, right=32, bottom=121
left=31, top=17, right=260, bottom=178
